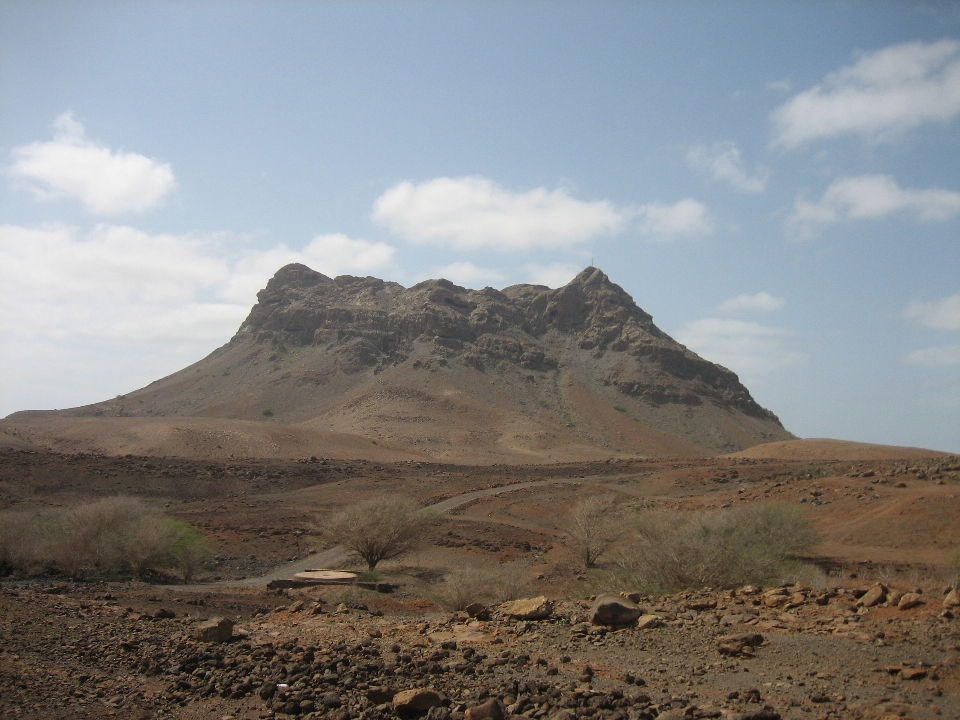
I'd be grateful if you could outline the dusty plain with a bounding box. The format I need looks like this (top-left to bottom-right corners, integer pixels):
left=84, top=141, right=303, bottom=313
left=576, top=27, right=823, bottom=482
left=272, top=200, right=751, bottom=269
left=2, top=440, right=959, bottom=720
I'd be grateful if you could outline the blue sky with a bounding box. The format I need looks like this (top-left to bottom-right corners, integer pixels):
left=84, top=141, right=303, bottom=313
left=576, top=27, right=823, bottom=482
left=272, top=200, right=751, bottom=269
left=1, top=1, right=958, bottom=452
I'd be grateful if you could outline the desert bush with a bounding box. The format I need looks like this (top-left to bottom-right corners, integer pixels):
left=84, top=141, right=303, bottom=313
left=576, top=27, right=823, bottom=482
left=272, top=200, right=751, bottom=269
left=0, top=497, right=209, bottom=580
left=435, top=560, right=531, bottom=610
left=561, top=494, right=622, bottom=569
left=435, top=566, right=491, bottom=611
left=0, top=511, right=52, bottom=575
left=611, top=503, right=819, bottom=592
left=168, top=522, right=212, bottom=581
left=947, top=551, right=960, bottom=587
left=489, top=560, right=531, bottom=603
left=320, top=496, right=436, bottom=570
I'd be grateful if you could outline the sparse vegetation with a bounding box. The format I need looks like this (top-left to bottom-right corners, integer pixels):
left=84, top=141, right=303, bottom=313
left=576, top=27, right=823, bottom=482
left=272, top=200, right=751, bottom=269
left=0, top=497, right=210, bottom=580
left=611, top=503, right=818, bottom=592
left=434, top=561, right=531, bottom=610
left=319, top=496, right=436, bottom=570
left=261, top=408, right=274, bottom=417
left=435, top=566, right=490, bottom=611
left=948, top=551, right=960, bottom=587
left=562, top=494, right=622, bottom=569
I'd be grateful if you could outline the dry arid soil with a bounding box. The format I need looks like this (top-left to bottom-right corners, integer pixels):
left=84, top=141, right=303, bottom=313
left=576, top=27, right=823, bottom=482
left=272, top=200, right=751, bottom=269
left=3, top=440, right=960, bottom=720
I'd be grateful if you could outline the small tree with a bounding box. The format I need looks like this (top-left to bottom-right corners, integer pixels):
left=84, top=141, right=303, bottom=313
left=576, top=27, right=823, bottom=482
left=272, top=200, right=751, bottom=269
left=562, top=494, right=622, bottom=569
left=169, top=521, right=212, bottom=581
left=321, top=496, right=433, bottom=570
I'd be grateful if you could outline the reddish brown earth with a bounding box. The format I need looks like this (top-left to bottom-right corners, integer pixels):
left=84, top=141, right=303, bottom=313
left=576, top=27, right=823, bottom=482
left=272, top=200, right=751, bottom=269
left=2, top=445, right=959, bottom=720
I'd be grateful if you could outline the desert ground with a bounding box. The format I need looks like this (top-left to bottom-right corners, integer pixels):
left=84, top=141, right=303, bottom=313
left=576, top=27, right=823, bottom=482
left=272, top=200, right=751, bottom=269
left=2, top=438, right=959, bottom=720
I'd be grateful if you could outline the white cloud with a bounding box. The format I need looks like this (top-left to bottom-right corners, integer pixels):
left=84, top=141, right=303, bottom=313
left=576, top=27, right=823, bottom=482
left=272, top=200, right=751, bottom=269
left=902, top=345, right=960, bottom=367
left=787, top=174, right=960, bottom=239
left=523, top=262, right=582, bottom=288
left=772, top=39, right=960, bottom=147
left=372, top=176, right=626, bottom=251
left=675, top=318, right=806, bottom=377
left=9, top=113, right=177, bottom=214
left=431, top=262, right=506, bottom=288
left=686, top=142, right=770, bottom=193
left=0, top=223, right=399, bottom=414
left=636, top=199, right=713, bottom=239
left=715, top=292, right=786, bottom=315
left=903, top=293, right=960, bottom=331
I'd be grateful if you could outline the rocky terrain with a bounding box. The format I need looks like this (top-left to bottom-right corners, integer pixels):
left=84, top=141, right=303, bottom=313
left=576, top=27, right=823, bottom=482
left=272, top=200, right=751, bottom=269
left=2, top=266, right=793, bottom=461
left=3, top=445, right=960, bottom=719
left=2, top=576, right=958, bottom=720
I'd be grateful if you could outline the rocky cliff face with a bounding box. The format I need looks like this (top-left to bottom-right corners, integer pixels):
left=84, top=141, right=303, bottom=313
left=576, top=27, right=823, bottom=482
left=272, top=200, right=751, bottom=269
left=235, top=264, right=781, bottom=424
left=41, top=264, right=792, bottom=459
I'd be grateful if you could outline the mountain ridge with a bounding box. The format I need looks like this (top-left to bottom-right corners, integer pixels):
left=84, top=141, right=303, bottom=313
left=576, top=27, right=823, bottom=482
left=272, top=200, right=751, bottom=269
left=4, top=265, right=793, bottom=461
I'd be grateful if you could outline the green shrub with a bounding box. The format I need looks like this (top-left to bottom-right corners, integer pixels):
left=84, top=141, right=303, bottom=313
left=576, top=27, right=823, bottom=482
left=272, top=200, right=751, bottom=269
left=612, top=503, right=819, bottom=592
left=262, top=408, right=274, bottom=417
left=168, top=521, right=211, bottom=581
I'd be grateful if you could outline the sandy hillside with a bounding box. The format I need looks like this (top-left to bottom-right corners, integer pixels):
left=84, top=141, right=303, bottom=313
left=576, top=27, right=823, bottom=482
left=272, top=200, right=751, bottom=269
left=727, top=438, right=952, bottom=461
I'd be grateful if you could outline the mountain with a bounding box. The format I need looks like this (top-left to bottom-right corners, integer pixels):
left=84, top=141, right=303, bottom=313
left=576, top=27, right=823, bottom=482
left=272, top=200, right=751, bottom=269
left=3, top=266, right=793, bottom=461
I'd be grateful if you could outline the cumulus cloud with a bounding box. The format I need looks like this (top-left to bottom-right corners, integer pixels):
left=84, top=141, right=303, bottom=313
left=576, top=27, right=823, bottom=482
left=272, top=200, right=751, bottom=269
left=787, top=174, right=960, bottom=239
left=715, top=292, right=786, bottom=315
left=772, top=39, right=960, bottom=147
left=372, top=176, right=626, bottom=251
left=686, top=142, right=770, bottom=193
left=9, top=113, right=177, bottom=214
left=902, top=293, right=960, bottom=331
left=675, top=318, right=806, bottom=377
left=0, top=224, right=397, bottom=347
left=220, top=233, right=398, bottom=304
left=0, top=224, right=399, bottom=414
left=902, top=345, right=960, bottom=367
left=636, top=199, right=713, bottom=239
left=523, top=262, right=582, bottom=288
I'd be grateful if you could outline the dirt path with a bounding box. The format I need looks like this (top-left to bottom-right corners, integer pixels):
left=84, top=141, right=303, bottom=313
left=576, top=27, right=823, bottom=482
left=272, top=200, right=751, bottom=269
left=177, top=472, right=638, bottom=590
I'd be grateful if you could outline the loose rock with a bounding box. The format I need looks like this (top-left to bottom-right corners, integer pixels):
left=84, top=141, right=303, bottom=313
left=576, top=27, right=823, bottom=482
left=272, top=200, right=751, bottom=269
left=501, top=596, right=552, bottom=620
left=590, top=594, right=642, bottom=626
left=192, top=617, right=234, bottom=643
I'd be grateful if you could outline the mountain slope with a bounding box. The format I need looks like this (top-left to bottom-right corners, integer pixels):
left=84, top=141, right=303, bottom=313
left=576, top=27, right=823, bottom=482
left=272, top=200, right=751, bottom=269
left=5, top=266, right=793, bottom=460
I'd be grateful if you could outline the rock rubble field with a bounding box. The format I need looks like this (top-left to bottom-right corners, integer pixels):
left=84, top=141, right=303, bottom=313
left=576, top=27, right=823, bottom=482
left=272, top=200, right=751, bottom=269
left=2, top=446, right=959, bottom=719
left=2, top=576, right=958, bottom=720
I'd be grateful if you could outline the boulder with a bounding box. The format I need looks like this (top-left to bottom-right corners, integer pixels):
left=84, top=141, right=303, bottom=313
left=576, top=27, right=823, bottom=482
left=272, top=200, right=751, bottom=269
left=856, top=584, right=886, bottom=608
left=897, top=592, right=923, bottom=610
left=636, top=614, right=664, bottom=630
left=193, top=617, right=233, bottom=643
left=943, top=587, right=960, bottom=609
left=464, top=602, right=490, bottom=620
left=393, top=688, right=444, bottom=715
left=590, top=594, right=643, bottom=626
left=367, top=687, right=396, bottom=704
left=761, top=590, right=789, bottom=607
left=464, top=698, right=507, bottom=720
left=501, top=596, right=552, bottom=620
left=717, top=632, right=764, bottom=656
